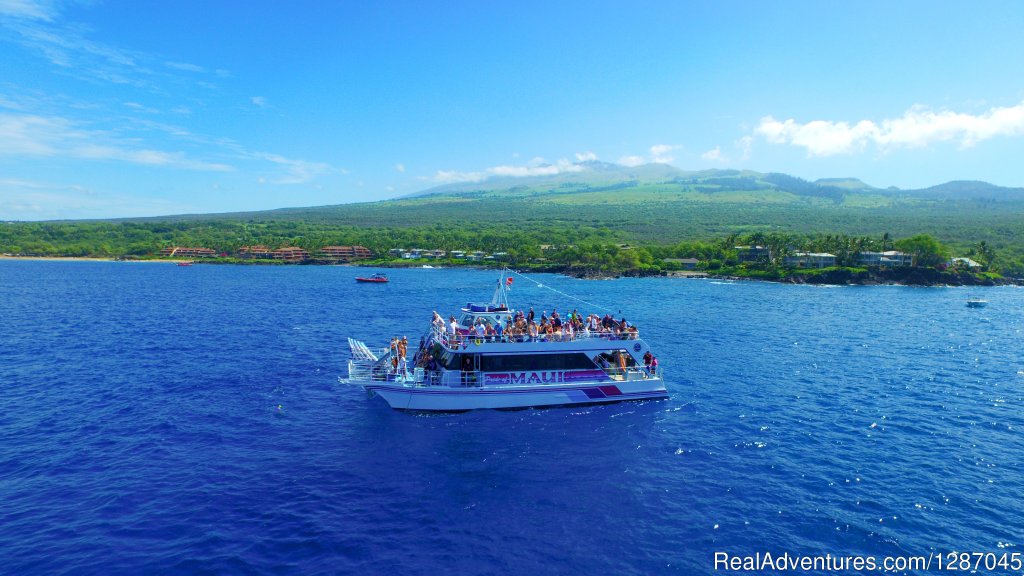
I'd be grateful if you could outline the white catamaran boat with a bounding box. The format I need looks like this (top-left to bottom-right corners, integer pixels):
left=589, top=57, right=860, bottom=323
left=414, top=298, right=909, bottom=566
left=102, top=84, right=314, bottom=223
left=340, top=273, right=668, bottom=411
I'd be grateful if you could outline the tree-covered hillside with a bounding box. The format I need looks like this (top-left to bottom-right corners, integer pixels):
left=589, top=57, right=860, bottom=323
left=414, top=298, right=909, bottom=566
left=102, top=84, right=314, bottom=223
left=3, top=165, right=1024, bottom=274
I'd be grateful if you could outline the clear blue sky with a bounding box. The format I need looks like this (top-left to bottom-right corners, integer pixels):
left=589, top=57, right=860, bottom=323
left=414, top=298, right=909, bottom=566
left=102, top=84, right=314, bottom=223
left=2, top=0, right=1024, bottom=219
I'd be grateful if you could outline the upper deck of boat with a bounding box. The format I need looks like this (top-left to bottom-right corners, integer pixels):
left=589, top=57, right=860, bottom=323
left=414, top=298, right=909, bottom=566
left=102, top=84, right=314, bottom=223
left=430, top=325, right=647, bottom=354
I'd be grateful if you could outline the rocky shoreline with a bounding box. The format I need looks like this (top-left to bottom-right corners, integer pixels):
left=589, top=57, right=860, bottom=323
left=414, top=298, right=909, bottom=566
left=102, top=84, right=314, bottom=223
left=567, top=265, right=1022, bottom=286
left=777, top=267, right=1022, bottom=287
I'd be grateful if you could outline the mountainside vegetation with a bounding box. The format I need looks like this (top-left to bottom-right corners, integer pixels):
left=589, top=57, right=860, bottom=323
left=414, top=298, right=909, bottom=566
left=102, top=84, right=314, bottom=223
left=3, top=164, right=1024, bottom=276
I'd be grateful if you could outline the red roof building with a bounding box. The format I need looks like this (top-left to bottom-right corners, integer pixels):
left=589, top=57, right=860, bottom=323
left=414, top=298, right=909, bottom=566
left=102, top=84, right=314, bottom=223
left=238, top=245, right=274, bottom=259
left=320, top=245, right=373, bottom=260
left=158, top=247, right=217, bottom=258
left=272, top=247, right=310, bottom=261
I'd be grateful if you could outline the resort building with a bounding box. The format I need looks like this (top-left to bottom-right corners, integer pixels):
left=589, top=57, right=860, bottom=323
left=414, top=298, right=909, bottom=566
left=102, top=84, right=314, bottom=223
left=272, top=247, right=310, bottom=261
left=389, top=248, right=447, bottom=259
left=320, top=246, right=373, bottom=260
left=238, top=245, right=274, bottom=259
left=948, top=257, right=982, bottom=269
left=783, top=252, right=836, bottom=268
left=856, top=251, right=913, bottom=267
left=736, top=245, right=771, bottom=262
left=663, top=258, right=700, bottom=270
left=158, top=247, right=217, bottom=258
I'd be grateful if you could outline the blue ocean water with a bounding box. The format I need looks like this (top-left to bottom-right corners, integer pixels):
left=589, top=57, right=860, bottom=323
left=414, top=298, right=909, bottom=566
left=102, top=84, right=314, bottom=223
left=1, top=260, right=1022, bottom=575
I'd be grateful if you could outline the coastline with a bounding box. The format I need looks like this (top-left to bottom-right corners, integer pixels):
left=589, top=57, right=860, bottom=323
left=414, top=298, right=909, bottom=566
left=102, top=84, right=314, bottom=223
left=3, top=255, right=1019, bottom=287
left=691, top=269, right=1024, bottom=287
left=0, top=255, right=191, bottom=263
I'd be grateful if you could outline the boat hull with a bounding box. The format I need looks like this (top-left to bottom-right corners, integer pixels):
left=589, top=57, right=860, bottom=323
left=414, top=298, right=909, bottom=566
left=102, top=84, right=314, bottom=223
left=357, top=379, right=668, bottom=411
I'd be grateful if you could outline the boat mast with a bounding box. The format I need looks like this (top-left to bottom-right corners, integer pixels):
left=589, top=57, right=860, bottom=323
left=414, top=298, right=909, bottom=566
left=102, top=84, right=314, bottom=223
left=490, top=268, right=511, bottom=308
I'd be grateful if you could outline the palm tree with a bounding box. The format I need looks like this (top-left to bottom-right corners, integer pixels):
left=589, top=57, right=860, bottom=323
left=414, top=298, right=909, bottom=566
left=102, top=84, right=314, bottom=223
left=974, top=241, right=996, bottom=271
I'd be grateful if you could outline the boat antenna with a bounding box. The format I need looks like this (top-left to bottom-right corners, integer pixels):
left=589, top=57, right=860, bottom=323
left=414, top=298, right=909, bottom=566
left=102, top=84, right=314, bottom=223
left=506, top=268, right=618, bottom=314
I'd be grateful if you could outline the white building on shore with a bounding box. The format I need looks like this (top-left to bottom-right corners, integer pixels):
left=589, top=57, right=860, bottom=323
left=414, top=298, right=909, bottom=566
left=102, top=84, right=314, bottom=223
left=857, top=251, right=913, bottom=267
left=783, top=252, right=836, bottom=268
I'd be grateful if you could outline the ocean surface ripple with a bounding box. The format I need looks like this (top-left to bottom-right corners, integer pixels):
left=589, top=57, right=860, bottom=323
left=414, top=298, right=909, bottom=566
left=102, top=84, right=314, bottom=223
left=2, top=261, right=1022, bottom=575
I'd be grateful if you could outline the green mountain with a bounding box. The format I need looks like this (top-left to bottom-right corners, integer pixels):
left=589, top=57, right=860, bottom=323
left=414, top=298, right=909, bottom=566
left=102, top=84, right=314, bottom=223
left=407, top=163, right=1022, bottom=205
left=89, top=162, right=1024, bottom=245
left=812, top=177, right=876, bottom=191
left=906, top=180, right=1024, bottom=201
left=5, top=162, right=1024, bottom=273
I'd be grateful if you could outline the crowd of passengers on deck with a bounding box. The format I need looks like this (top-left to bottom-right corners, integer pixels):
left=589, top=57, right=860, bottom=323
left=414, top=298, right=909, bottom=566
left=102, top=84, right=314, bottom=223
left=430, top=308, right=639, bottom=345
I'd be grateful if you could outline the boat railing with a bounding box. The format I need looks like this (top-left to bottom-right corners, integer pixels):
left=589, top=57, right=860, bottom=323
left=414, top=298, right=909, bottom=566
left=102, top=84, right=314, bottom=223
left=347, top=354, right=416, bottom=381
left=429, top=325, right=640, bottom=349
left=347, top=359, right=383, bottom=382
left=597, top=365, right=658, bottom=381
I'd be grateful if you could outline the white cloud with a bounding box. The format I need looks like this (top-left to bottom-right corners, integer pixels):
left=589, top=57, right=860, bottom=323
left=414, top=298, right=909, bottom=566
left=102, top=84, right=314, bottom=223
left=0, top=0, right=57, bottom=20
left=616, top=144, right=680, bottom=167
left=432, top=157, right=585, bottom=184
left=756, top=101, right=1024, bottom=156
left=165, top=61, right=204, bottom=73
left=252, top=152, right=332, bottom=184
left=250, top=96, right=268, bottom=108
left=618, top=155, right=645, bottom=167
left=649, top=144, right=677, bottom=163
left=432, top=170, right=486, bottom=184
left=0, top=112, right=233, bottom=171
left=575, top=151, right=598, bottom=162
left=701, top=146, right=726, bottom=162
left=490, top=158, right=583, bottom=178
left=736, top=136, right=753, bottom=161
left=394, top=163, right=405, bottom=172
left=1, top=5, right=228, bottom=92
left=0, top=178, right=190, bottom=220
left=8, top=17, right=148, bottom=84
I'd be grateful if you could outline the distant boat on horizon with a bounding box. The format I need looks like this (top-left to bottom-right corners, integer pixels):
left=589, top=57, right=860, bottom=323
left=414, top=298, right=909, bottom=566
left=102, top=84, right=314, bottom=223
left=177, top=261, right=193, bottom=267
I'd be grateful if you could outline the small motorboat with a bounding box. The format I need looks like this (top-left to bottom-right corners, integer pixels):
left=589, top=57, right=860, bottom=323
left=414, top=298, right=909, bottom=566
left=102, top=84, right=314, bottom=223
left=966, top=298, right=988, bottom=308
left=356, top=273, right=389, bottom=283
left=177, top=261, right=193, bottom=267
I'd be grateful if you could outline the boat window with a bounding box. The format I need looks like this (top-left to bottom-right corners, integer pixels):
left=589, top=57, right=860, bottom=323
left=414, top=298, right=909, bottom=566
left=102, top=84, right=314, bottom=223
left=479, top=353, right=597, bottom=372
left=595, top=350, right=636, bottom=368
